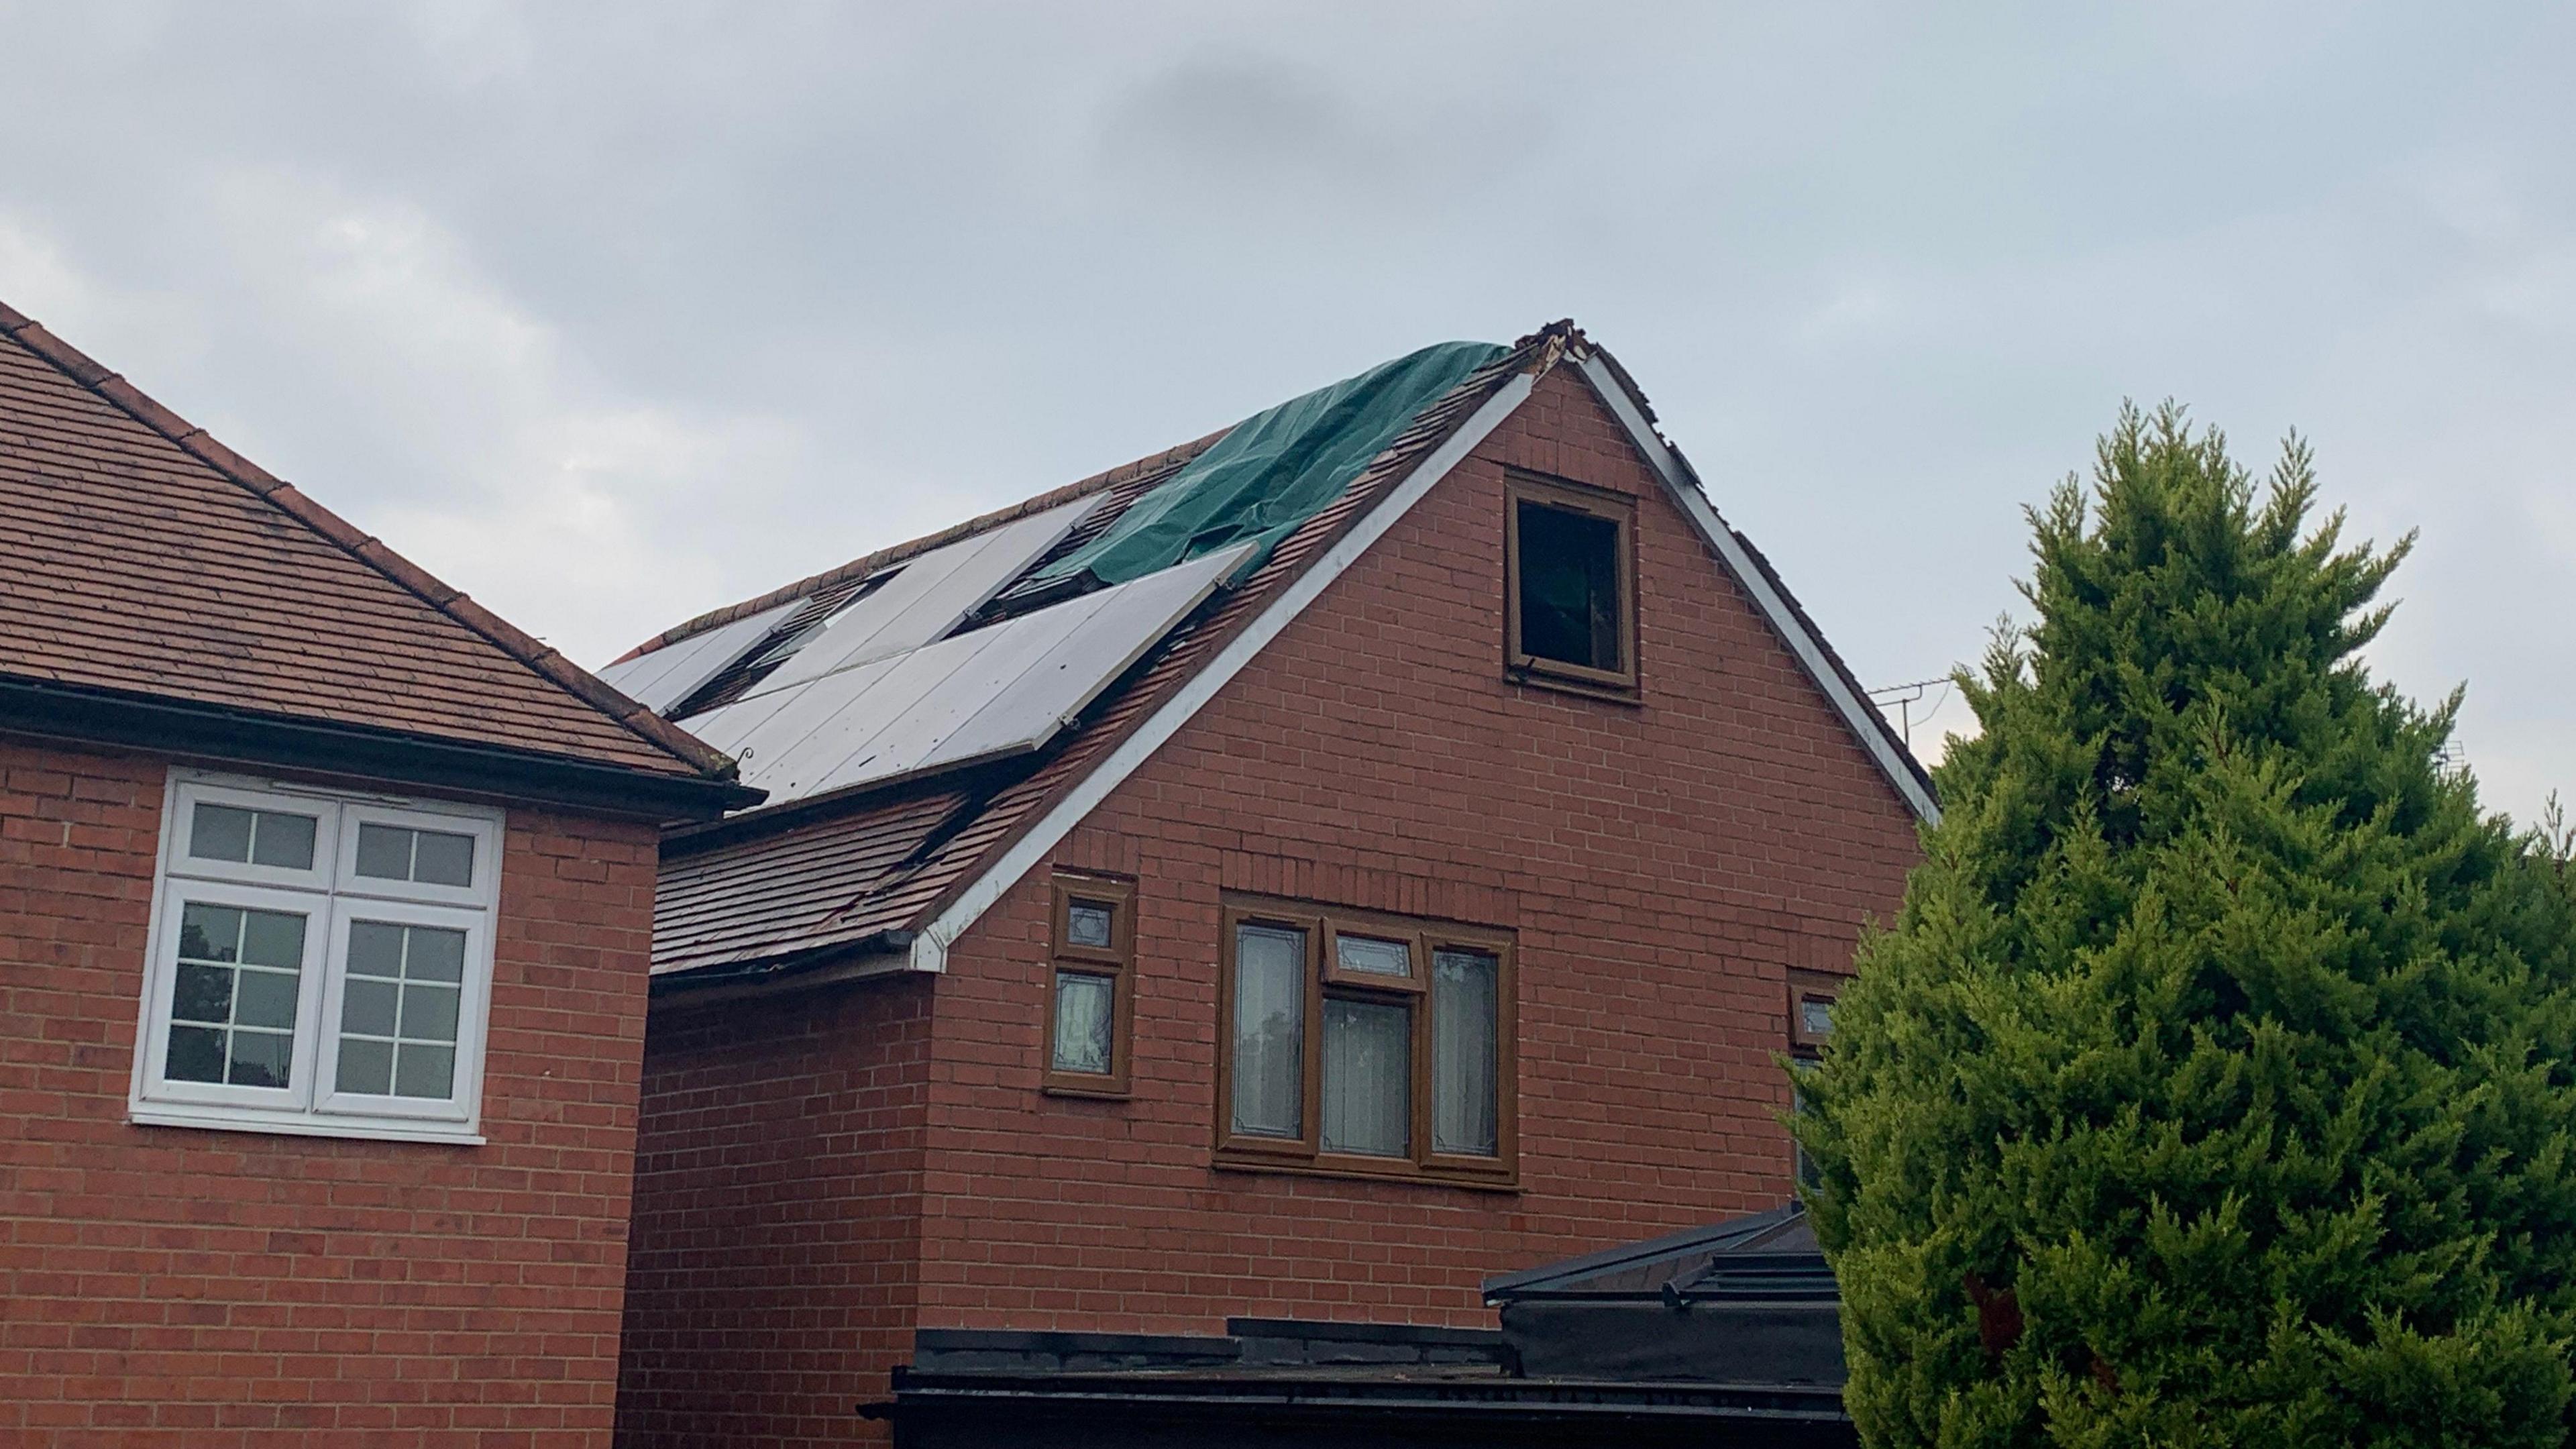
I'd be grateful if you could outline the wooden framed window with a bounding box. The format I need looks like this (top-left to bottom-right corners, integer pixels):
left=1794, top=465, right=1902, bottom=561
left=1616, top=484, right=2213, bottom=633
left=1787, top=970, right=1843, bottom=1058
left=1505, top=471, right=1638, bottom=696
left=1216, top=896, right=1515, bottom=1187
left=1043, top=874, right=1135, bottom=1097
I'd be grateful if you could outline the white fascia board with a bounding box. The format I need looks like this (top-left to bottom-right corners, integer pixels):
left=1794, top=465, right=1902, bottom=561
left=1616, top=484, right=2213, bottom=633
left=906, top=372, right=1540, bottom=973
left=1572, top=354, right=1941, bottom=826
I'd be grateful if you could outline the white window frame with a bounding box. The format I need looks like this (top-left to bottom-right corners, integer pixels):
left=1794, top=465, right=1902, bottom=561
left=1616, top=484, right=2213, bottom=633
left=129, top=769, right=504, bottom=1144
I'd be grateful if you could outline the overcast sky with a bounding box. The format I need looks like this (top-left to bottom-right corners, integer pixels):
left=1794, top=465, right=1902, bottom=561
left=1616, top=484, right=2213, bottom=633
left=5, top=3, right=2571, bottom=822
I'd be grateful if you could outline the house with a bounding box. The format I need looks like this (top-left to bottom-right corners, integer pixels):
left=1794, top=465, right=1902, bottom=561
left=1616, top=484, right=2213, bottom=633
left=0, top=301, right=757, bottom=1443
left=607, top=322, right=1931, bottom=1446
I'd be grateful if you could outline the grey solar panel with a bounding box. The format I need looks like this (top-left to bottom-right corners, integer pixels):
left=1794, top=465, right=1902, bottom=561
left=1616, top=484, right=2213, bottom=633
left=720, top=542, right=1250, bottom=808
left=746, top=630, right=1008, bottom=798
left=678, top=652, right=899, bottom=761
left=928, top=546, right=1250, bottom=766
left=747, top=495, right=1102, bottom=703
left=592, top=598, right=802, bottom=717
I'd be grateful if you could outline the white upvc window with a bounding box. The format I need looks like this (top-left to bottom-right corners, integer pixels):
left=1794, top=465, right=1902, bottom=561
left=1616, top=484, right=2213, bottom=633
left=130, top=770, right=504, bottom=1144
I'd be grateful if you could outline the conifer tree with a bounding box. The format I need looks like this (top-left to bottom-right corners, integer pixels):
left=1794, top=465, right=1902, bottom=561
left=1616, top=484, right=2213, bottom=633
left=1794, top=402, right=2576, bottom=1448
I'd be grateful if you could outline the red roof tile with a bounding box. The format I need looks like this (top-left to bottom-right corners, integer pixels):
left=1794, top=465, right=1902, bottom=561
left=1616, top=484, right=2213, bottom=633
left=0, top=301, right=739, bottom=785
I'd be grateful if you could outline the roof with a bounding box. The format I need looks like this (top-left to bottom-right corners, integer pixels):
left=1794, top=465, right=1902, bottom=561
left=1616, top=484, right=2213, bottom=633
left=1481, top=1202, right=1831, bottom=1305
left=869, top=1319, right=1855, bottom=1446
left=0, top=301, right=754, bottom=815
left=634, top=322, right=1935, bottom=985
left=1481, top=1205, right=1845, bottom=1393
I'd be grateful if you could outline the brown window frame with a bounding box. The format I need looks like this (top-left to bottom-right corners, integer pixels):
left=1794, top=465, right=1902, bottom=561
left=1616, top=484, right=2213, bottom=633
left=1042, top=874, right=1136, bottom=1098
left=1215, top=895, right=1516, bottom=1189
left=1504, top=471, right=1640, bottom=698
left=1787, top=969, right=1843, bottom=1058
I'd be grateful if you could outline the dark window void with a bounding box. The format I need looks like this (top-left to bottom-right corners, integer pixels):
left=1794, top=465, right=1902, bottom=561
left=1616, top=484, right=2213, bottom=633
left=1516, top=500, right=1623, bottom=673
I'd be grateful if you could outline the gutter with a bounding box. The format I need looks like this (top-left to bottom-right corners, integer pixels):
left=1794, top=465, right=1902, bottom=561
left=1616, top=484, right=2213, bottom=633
left=0, top=675, right=764, bottom=821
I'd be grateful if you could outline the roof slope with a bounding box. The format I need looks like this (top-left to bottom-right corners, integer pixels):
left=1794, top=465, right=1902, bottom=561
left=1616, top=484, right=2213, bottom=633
left=645, top=323, right=1933, bottom=985
left=0, top=301, right=737, bottom=785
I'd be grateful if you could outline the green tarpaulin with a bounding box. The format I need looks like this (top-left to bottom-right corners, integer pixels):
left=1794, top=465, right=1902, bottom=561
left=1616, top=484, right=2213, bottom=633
left=1032, top=339, right=1505, bottom=590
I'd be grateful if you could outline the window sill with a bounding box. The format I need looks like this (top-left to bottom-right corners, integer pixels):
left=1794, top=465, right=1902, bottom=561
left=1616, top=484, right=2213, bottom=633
left=1505, top=665, right=1642, bottom=706
left=1212, top=1152, right=1519, bottom=1193
left=1041, top=1077, right=1132, bottom=1101
left=129, top=1102, right=484, bottom=1146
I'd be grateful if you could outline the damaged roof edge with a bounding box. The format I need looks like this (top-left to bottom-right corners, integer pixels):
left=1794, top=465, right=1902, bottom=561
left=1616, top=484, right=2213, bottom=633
left=1570, top=350, right=1941, bottom=825
left=646, top=929, right=916, bottom=1002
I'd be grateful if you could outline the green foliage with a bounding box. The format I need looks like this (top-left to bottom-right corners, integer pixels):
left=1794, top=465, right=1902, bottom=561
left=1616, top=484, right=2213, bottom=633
left=1794, top=402, right=2576, bottom=1448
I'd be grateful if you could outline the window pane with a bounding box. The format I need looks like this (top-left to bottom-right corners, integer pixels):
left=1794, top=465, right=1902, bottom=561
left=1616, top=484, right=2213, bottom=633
left=227, top=1029, right=292, bottom=1087
left=412, top=830, right=475, bottom=888
left=179, top=903, right=242, bottom=963
left=189, top=804, right=254, bottom=863
left=250, top=811, right=317, bottom=871
left=234, top=969, right=301, bottom=1030
left=337, top=1038, right=394, bottom=1095
left=394, top=1043, right=455, bottom=1099
left=1334, top=934, right=1411, bottom=978
left=165, top=902, right=305, bottom=1092
left=406, top=927, right=467, bottom=983
left=188, top=803, right=318, bottom=870
left=1322, top=998, right=1410, bottom=1158
left=171, top=962, right=233, bottom=1024
left=1433, top=951, right=1500, bottom=1157
left=1801, top=997, right=1835, bottom=1040
left=166, top=1024, right=226, bottom=1083
left=1231, top=924, right=1305, bottom=1139
left=347, top=920, right=406, bottom=977
left=1051, top=971, right=1115, bottom=1075
left=1793, top=1088, right=1821, bottom=1189
left=356, top=823, right=476, bottom=887
left=1065, top=900, right=1115, bottom=950
left=341, top=978, right=398, bottom=1038
left=400, top=983, right=461, bottom=1042
left=354, top=824, right=413, bottom=880
left=238, top=909, right=306, bottom=969
left=1517, top=500, right=1622, bottom=672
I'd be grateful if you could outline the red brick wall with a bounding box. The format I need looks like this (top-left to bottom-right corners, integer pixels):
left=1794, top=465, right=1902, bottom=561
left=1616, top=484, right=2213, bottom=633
left=914, top=368, right=1919, bottom=1332
left=612, top=976, right=930, bottom=1448
left=0, top=737, right=662, bottom=1446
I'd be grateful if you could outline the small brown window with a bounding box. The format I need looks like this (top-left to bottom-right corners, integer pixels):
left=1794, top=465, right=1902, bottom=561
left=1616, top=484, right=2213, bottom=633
left=1506, top=473, right=1638, bottom=695
left=1787, top=970, right=1843, bottom=1057
left=1217, top=896, right=1515, bottom=1187
left=1044, top=875, right=1135, bottom=1097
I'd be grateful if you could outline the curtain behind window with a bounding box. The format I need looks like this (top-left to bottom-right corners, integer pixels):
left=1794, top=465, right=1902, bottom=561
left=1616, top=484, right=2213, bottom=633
left=1434, top=949, right=1499, bottom=1156
left=1232, top=925, right=1305, bottom=1137
left=1322, top=998, right=1409, bottom=1157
